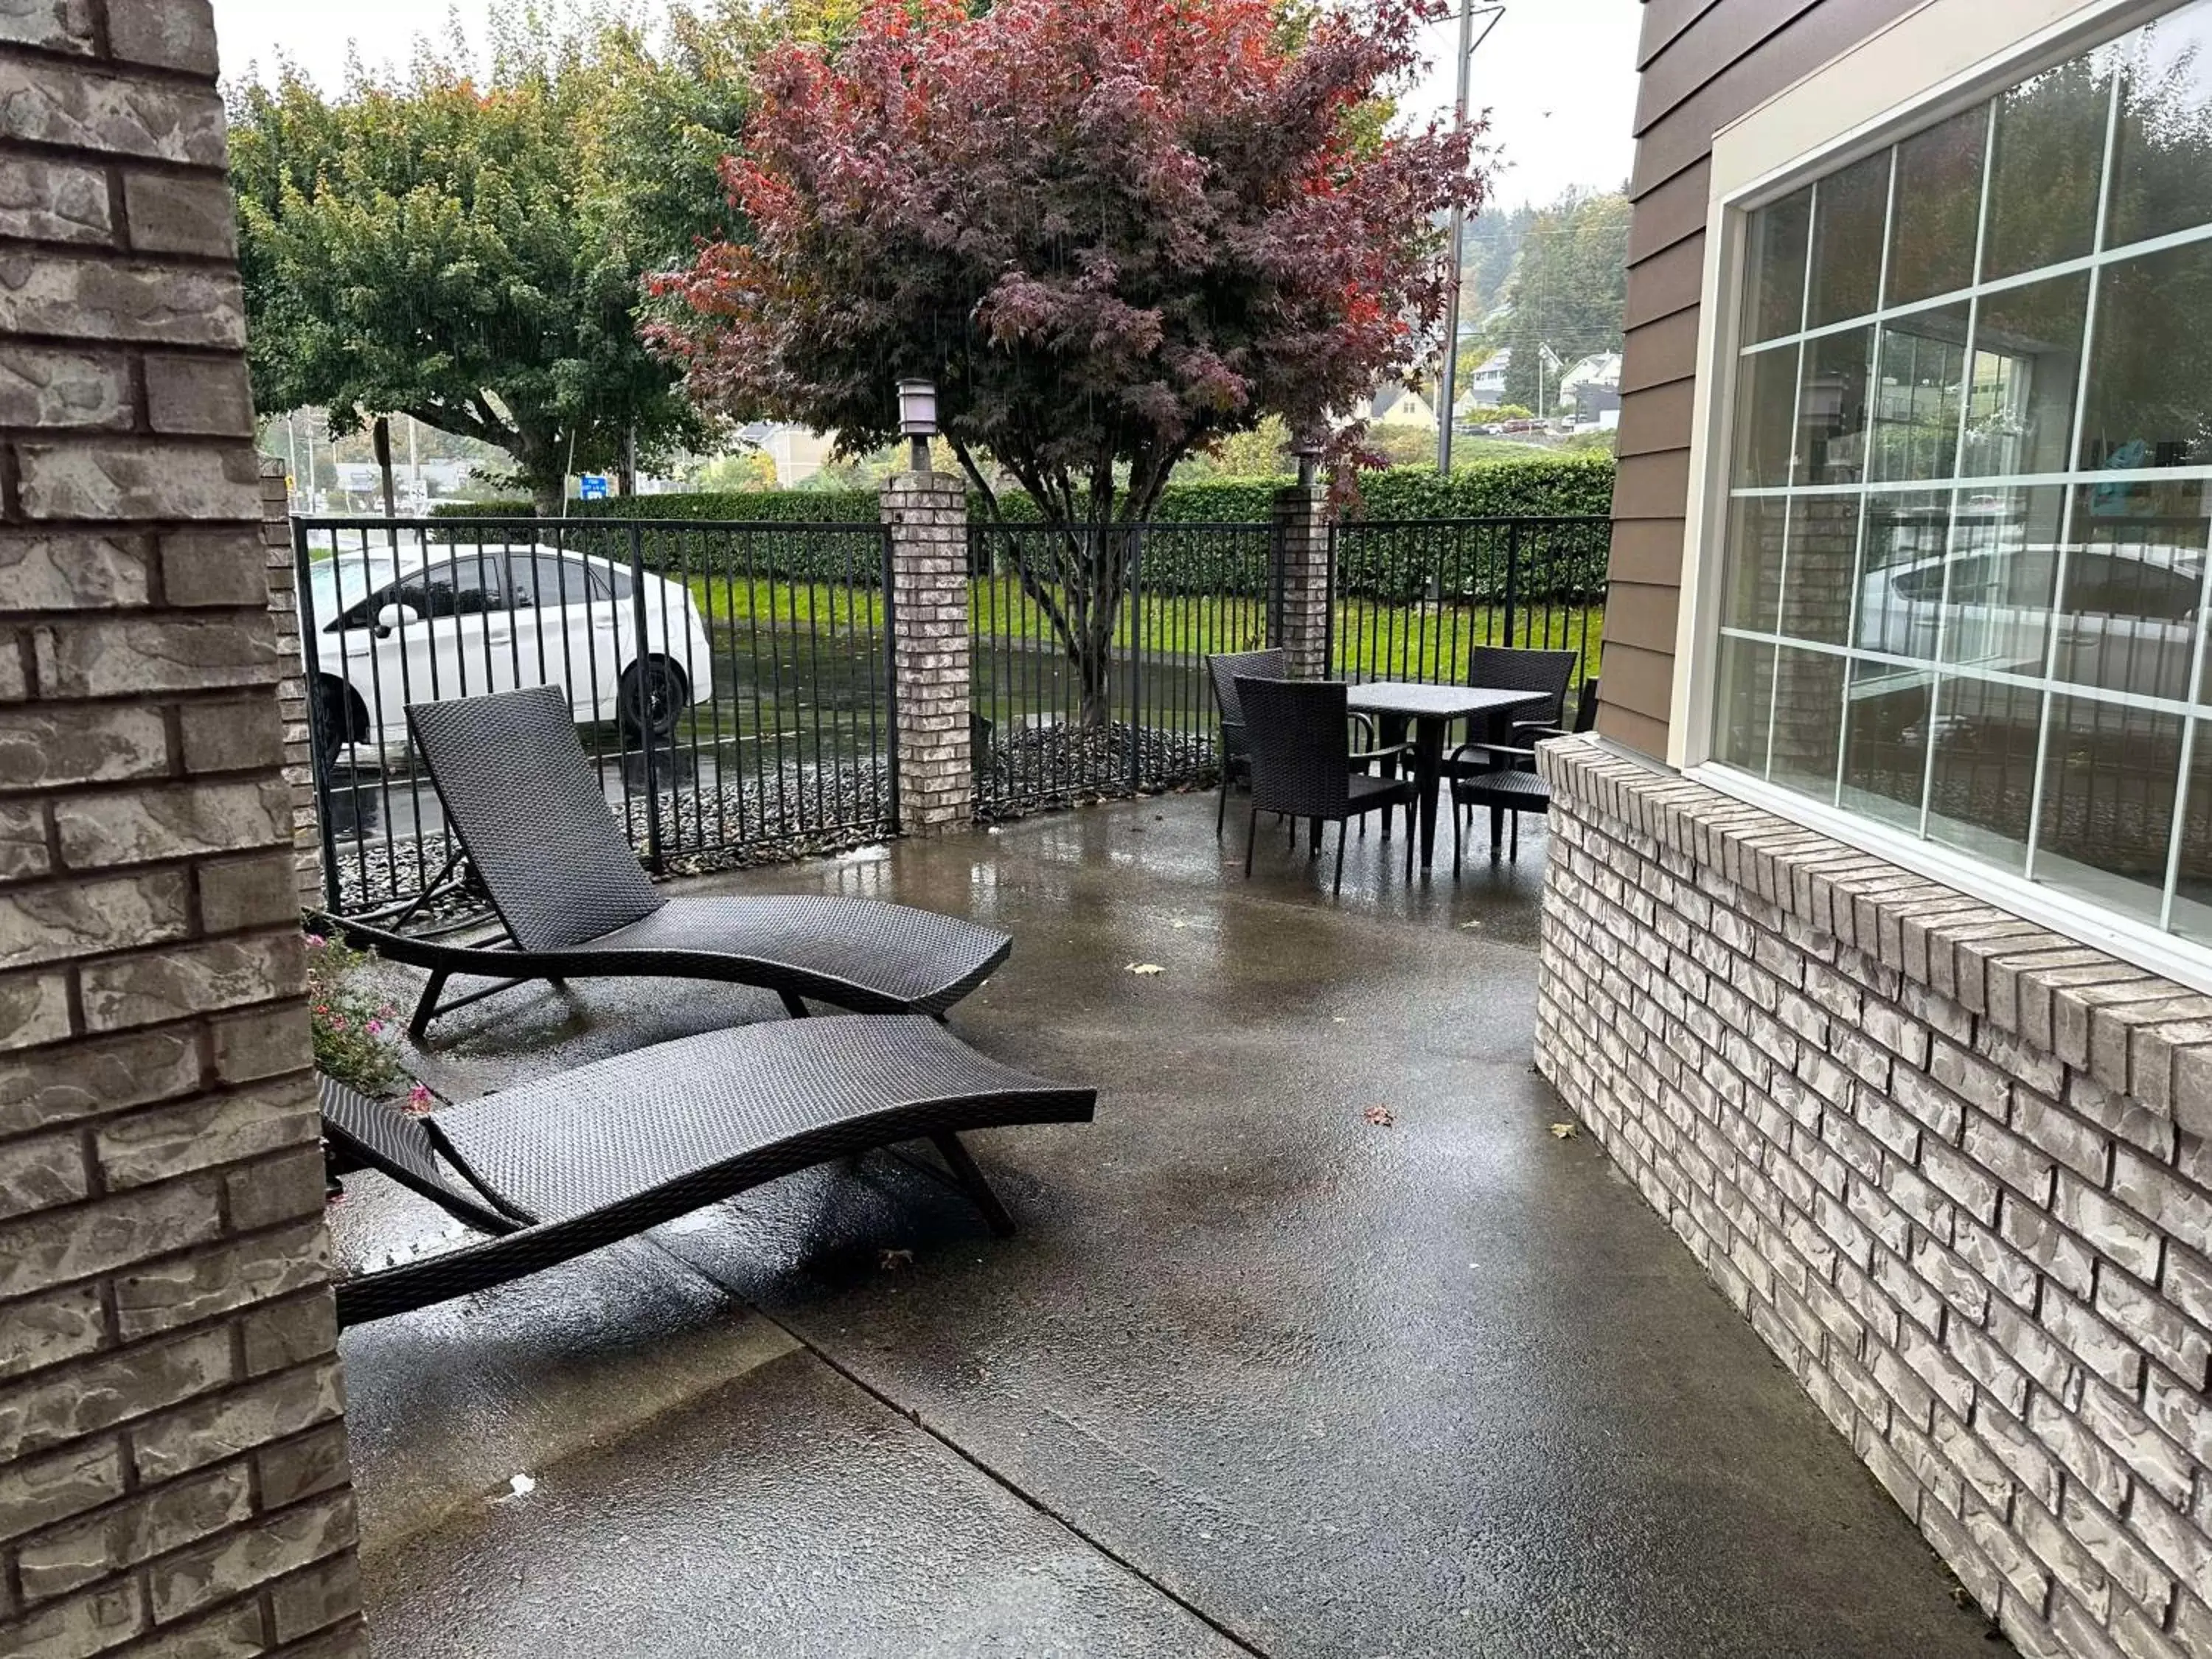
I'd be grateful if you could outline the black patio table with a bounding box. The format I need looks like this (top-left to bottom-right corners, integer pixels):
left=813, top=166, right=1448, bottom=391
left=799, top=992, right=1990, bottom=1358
left=1344, top=681, right=1556, bottom=874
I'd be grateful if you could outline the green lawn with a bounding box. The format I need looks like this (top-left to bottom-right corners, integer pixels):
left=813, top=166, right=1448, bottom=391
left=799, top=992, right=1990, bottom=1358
left=682, top=572, right=1601, bottom=686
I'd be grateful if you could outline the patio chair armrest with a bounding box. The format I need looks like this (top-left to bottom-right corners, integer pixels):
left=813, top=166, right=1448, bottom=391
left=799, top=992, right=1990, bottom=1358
left=1350, top=740, right=1411, bottom=766
left=1348, top=712, right=1378, bottom=748
left=1448, top=740, right=1538, bottom=771
left=1508, top=722, right=1571, bottom=746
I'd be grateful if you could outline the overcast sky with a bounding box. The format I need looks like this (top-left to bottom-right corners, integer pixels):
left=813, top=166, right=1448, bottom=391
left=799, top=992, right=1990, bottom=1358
left=210, top=0, right=1644, bottom=212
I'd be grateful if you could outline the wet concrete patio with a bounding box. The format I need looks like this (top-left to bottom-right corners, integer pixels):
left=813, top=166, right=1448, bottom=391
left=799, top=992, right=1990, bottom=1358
left=335, top=793, right=2009, bottom=1658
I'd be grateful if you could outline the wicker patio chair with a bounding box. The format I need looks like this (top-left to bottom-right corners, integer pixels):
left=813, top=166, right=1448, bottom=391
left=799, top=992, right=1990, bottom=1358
left=322, top=686, right=1012, bottom=1040
left=1235, top=676, right=1417, bottom=896
left=1442, top=647, right=1581, bottom=780
left=1449, top=675, right=1600, bottom=869
left=1206, top=648, right=1286, bottom=836
left=321, top=1015, right=1093, bottom=1325
left=1207, top=648, right=1388, bottom=840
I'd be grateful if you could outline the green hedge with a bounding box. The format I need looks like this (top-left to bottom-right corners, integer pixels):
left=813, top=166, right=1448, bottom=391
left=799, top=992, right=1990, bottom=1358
left=425, top=455, right=1616, bottom=593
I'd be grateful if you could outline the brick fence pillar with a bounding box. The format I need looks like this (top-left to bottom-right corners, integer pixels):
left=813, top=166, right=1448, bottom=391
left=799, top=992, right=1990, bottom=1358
left=0, top=5, right=365, bottom=1656
left=881, top=470, right=972, bottom=832
left=1270, top=483, right=1331, bottom=679
left=260, top=459, right=321, bottom=908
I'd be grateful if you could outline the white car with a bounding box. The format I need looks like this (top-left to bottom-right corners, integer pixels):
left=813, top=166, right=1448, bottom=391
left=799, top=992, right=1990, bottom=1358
left=302, top=542, right=714, bottom=761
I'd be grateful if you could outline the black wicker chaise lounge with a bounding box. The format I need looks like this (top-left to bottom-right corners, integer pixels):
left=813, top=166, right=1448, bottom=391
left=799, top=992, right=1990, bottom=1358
left=323, top=686, right=1012, bottom=1040
left=321, top=1015, right=1095, bottom=1325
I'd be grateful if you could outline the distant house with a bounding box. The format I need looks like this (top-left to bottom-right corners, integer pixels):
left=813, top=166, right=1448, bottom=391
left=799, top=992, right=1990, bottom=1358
left=1557, top=352, right=1624, bottom=425
left=1364, top=382, right=1438, bottom=431
left=734, top=422, right=837, bottom=485
left=1461, top=349, right=1512, bottom=408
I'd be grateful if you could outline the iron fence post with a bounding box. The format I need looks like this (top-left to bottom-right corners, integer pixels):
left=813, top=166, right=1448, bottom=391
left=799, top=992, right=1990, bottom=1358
left=882, top=523, right=902, bottom=834
left=1125, top=526, right=1144, bottom=793
left=1503, top=520, right=1520, bottom=650
left=291, top=515, right=343, bottom=911
left=628, top=522, right=664, bottom=873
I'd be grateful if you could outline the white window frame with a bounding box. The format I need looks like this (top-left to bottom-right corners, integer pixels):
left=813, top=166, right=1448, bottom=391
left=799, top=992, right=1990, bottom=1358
left=1669, top=0, right=2212, bottom=992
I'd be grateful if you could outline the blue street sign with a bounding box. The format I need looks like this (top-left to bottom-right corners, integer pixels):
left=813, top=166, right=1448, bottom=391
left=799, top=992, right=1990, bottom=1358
left=579, top=474, right=610, bottom=501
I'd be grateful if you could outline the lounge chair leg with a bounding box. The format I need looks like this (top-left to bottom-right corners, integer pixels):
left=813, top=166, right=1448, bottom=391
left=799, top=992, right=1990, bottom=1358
left=1404, top=808, right=1414, bottom=882
left=1333, top=821, right=1346, bottom=897
left=1245, top=807, right=1259, bottom=877
left=1311, top=817, right=1323, bottom=858
left=779, top=991, right=810, bottom=1018
left=931, top=1133, right=1015, bottom=1237
left=1216, top=777, right=1228, bottom=838
left=1511, top=813, right=1520, bottom=860
left=1453, top=801, right=1464, bottom=879
left=1489, top=806, right=1504, bottom=861
left=408, top=970, right=450, bottom=1043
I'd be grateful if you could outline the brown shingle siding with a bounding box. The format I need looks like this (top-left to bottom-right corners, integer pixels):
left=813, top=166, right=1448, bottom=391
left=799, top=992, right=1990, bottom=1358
left=1601, top=0, right=1925, bottom=759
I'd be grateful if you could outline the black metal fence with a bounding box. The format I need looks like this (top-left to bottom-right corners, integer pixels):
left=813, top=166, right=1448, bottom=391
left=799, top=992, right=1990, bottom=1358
left=295, top=516, right=897, bottom=915
left=967, top=520, right=1272, bottom=816
left=1327, top=516, right=1610, bottom=686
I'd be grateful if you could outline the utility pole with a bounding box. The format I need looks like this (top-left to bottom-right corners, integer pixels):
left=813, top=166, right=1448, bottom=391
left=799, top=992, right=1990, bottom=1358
left=285, top=412, right=299, bottom=510
left=1436, top=0, right=1506, bottom=476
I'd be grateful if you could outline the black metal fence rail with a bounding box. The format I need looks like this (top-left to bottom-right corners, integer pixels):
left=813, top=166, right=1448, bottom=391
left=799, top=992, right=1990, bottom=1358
left=295, top=516, right=896, bottom=915
left=968, top=519, right=1271, bottom=817
left=1327, top=515, right=1610, bottom=686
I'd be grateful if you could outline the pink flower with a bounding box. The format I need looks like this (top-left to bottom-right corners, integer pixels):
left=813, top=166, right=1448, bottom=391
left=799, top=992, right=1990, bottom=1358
left=403, top=1083, right=434, bottom=1116
left=305, top=934, right=327, bottom=949
left=328, top=1016, right=347, bottom=1033
left=366, top=1019, right=384, bottom=1036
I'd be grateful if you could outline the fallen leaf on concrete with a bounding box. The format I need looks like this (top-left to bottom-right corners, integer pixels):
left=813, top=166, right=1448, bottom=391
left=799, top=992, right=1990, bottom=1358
left=1549, top=1122, right=1579, bottom=1140
left=500, top=1473, right=535, bottom=1500
left=878, top=1248, right=915, bottom=1271
left=1125, top=962, right=1164, bottom=975
left=1364, top=1105, right=1395, bottom=1127
left=1459, top=920, right=1484, bottom=931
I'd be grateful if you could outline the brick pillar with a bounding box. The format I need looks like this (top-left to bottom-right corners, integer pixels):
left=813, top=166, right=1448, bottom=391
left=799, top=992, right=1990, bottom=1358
left=260, top=459, right=320, bottom=908
left=1270, top=483, right=1331, bottom=678
left=881, top=470, right=972, bottom=831
left=0, top=4, right=365, bottom=1655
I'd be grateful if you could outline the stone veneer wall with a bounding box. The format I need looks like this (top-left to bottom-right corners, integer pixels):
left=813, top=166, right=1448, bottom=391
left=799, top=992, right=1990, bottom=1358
left=881, top=470, right=972, bottom=832
left=1268, top=482, right=1329, bottom=681
left=1537, top=737, right=2212, bottom=1659
left=0, top=1, right=364, bottom=1653
left=257, top=459, right=318, bottom=906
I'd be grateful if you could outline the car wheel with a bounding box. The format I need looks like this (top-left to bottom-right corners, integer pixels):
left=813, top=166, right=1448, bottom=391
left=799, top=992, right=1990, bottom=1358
left=619, top=657, right=686, bottom=742
left=313, top=676, right=367, bottom=770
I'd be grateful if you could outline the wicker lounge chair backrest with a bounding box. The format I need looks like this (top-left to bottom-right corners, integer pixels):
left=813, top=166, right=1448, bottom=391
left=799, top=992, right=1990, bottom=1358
left=1236, top=675, right=1354, bottom=819
left=408, top=686, right=666, bottom=951
left=319, top=1076, right=518, bottom=1235
left=1466, top=647, right=1579, bottom=731
left=1207, top=648, right=1287, bottom=730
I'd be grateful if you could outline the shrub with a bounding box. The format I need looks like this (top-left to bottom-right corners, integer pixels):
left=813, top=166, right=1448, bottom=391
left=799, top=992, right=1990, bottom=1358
left=305, top=931, right=411, bottom=1099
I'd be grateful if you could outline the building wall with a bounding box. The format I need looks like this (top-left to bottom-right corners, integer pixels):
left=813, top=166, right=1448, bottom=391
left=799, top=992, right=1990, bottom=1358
left=0, top=1, right=365, bottom=1652
left=1539, top=737, right=2212, bottom=1659
left=1601, top=0, right=1923, bottom=759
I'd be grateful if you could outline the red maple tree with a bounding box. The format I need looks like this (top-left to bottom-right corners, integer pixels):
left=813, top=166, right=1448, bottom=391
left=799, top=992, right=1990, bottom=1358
left=651, top=0, right=1485, bottom=722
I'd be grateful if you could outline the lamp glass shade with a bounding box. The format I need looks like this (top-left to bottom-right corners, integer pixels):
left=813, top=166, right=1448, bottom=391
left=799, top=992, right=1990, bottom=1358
left=897, top=378, right=938, bottom=437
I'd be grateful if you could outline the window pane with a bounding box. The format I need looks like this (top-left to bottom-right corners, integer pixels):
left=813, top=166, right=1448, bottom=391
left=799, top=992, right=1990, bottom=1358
left=1855, top=489, right=1956, bottom=661
left=2081, top=240, right=2212, bottom=471
left=1713, top=636, right=1776, bottom=773
left=1888, top=107, right=1989, bottom=306
left=1808, top=150, right=1892, bottom=327
left=1960, top=274, right=2090, bottom=478
left=1983, top=56, right=2115, bottom=282
left=1924, top=672, right=2039, bottom=870
left=2034, top=695, right=2183, bottom=924
left=1778, top=495, right=1863, bottom=647
left=1733, top=344, right=1801, bottom=487
left=2106, top=1, right=2212, bottom=249
left=1870, top=303, right=1972, bottom=482
left=2051, top=479, right=2210, bottom=701
left=2169, top=718, right=2212, bottom=939
left=1840, top=661, right=1931, bottom=830
left=1797, top=327, right=1875, bottom=485
left=1938, top=486, right=2065, bottom=674
left=1721, top=497, right=1789, bottom=633
left=1744, top=187, right=1812, bottom=344
left=1770, top=645, right=1846, bottom=798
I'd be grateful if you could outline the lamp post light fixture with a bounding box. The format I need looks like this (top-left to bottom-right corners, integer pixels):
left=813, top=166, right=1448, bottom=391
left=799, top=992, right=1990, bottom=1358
left=1292, top=434, right=1324, bottom=488
left=897, top=378, right=937, bottom=473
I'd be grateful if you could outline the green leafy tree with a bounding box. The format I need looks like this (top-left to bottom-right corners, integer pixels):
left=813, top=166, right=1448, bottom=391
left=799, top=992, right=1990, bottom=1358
left=231, top=10, right=748, bottom=511
left=1498, top=189, right=1630, bottom=413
